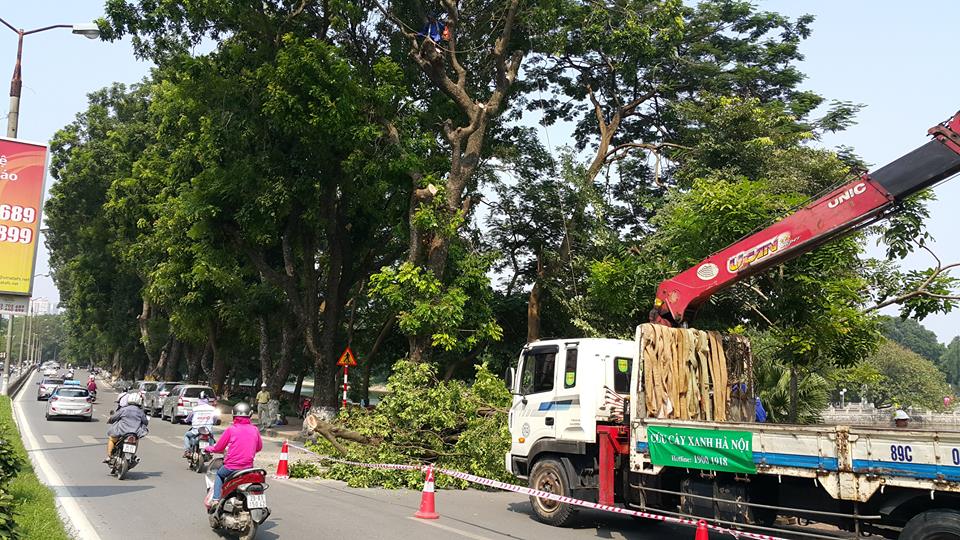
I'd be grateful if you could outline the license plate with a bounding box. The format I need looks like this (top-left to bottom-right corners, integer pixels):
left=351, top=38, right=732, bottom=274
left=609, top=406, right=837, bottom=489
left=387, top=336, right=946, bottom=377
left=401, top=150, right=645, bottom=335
left=123, top=444, right=137, bottom=453
left=247, top=494, right=267, bottom=509
left=199, top=441, right=209, bottom=449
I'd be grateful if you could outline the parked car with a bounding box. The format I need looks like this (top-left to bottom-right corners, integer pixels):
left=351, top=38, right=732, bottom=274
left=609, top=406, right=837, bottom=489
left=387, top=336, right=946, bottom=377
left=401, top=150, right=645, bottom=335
left=161, top=385, right=217, bottom=424
left=45, top=387, right=94, bottom=421
left=143, top=381, right=183, bottom=417
left=36, top=378, right=64, bottom=400
left=135, top=381, right=158, bottom=403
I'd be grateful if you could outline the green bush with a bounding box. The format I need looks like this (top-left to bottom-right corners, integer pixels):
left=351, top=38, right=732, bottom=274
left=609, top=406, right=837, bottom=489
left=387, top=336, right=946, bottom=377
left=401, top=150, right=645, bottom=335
left=0, top=397, right=68, bottom=540
left=0, top=441, right=20, bottom=485
left=288, top=460, right=322, bottom=478
left=306, top=359, right=514, bottom=489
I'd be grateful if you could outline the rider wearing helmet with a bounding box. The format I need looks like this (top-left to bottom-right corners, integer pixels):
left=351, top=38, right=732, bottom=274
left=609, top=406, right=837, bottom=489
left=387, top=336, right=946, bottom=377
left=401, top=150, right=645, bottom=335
left=183, top=393, right=218, bottom=457
left=87, top=375, right=97, bottom=394
left=104, top=393, right=149, bottom=463
left=204, top=402, right=262, bottom=504
left=894, top=409, right=911, bottom=428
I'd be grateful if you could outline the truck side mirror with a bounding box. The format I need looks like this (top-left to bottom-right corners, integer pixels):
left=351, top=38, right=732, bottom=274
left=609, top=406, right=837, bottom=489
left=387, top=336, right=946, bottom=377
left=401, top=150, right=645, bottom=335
left=504, top=367, right=515, bottom=392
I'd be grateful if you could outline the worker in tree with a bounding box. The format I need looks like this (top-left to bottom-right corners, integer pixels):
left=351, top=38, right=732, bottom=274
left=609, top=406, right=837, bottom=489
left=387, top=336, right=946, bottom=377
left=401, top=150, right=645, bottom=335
left=419, top=14, right=446, bottom=42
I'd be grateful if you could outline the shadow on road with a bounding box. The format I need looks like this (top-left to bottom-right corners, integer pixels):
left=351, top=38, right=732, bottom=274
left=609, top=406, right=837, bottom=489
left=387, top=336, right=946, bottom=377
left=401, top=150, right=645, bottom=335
left=506, top=501, right=695, bottom=539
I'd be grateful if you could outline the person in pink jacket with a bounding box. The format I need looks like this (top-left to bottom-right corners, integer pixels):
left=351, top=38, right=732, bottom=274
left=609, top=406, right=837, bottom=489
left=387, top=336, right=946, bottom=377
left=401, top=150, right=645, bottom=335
left=204, top=402, right=262, bottom=503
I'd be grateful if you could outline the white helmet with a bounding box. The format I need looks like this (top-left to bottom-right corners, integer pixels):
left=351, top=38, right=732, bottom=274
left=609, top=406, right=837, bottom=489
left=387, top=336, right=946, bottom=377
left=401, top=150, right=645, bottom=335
left=894, top=410, right=910, bottom=421
left=127, top=393, right=143, bottom=407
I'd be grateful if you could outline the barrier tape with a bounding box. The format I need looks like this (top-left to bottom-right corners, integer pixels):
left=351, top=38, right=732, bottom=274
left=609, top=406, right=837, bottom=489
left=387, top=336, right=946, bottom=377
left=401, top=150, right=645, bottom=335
left=284, top=442, right=787, bottom=540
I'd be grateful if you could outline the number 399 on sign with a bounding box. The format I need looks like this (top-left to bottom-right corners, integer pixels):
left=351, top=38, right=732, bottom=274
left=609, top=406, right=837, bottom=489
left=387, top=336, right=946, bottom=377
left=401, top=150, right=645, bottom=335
left=0, top=204, right=36, bottom=223
left=0, top=225, right=33, bottom=244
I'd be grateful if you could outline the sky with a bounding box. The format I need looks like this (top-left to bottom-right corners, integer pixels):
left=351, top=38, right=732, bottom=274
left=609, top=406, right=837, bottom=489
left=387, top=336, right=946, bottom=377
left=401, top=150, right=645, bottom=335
left=4, top=1, right=960, bottom=341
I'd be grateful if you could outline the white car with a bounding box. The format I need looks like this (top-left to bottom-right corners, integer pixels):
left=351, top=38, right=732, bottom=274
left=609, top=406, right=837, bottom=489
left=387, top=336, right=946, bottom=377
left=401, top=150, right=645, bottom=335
left=45, top=387, right=94, bottom=421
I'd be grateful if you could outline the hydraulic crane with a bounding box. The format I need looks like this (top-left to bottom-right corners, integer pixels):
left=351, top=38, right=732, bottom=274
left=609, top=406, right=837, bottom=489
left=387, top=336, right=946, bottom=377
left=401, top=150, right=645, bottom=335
left=652, top=111, right=960, bottom=326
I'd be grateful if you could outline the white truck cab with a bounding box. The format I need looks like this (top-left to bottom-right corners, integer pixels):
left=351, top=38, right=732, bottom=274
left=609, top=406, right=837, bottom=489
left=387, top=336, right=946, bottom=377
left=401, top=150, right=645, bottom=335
left=506, top=338, right=633, bottom=480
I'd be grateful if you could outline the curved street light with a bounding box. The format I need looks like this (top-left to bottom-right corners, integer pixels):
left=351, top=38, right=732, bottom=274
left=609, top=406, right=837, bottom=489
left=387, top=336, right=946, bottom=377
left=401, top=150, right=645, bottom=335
left=0, top=16, right=101, bottom=138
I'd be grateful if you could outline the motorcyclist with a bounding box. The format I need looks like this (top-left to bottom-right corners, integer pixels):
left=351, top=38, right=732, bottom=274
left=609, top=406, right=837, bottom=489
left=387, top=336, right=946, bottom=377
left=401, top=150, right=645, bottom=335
left=87, top=375, right=97, bottom=394
left=204, top=402, right=262, bottom=505
left=183, top=393, right=218, bottom=458
left=104, top=393, right=149, bottom=463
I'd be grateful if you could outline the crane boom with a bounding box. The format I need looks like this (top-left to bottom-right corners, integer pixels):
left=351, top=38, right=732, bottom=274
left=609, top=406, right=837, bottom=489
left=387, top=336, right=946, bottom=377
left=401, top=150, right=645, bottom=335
left=652, top=111, right=960, bottom=326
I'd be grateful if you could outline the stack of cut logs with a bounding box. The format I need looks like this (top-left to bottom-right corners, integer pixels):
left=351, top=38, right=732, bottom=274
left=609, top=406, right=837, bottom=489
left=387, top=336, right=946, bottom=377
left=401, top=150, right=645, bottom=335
left=639, top=324, right=752, bottom=422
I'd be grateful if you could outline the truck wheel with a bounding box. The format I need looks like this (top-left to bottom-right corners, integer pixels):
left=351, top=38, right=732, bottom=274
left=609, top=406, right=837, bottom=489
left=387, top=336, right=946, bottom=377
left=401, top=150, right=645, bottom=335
left=900, top=509, right=960, bottom=539
left=528, top=458, right=576, bottom=527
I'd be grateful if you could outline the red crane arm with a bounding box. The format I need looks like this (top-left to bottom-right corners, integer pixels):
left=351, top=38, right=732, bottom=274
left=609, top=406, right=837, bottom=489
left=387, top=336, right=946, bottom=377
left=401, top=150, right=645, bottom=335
left=653, top=111, right=960, bottom=326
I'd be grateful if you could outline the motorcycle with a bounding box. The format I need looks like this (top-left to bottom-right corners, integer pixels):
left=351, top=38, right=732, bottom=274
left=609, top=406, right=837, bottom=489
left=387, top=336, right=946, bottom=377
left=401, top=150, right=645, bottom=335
left=203, top=457, right=270, bottom=540
left=187, top=427, right=215, bottom=473
left=89, top=390, right=97, bottom=403
left=108, top=433, right=140, bottom=480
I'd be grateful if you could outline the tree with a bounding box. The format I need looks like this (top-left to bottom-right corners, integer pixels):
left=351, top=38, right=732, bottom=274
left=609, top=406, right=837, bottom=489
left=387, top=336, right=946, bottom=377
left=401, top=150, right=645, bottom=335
left=941, top=337, right=960, bottom=386
left=867, top=340, right=951, bottom=411
left=878, top=315, right=946, bottom=364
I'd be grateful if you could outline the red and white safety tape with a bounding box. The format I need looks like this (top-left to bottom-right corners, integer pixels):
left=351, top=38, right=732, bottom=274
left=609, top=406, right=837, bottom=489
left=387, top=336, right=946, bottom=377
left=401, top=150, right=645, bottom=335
left=284, top=442, right=787, bottom=540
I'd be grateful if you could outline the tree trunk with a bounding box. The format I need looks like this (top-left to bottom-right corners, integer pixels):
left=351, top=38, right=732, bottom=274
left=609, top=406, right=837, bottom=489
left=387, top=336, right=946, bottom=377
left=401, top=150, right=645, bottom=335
left=292, top=366, right=307, bottom=406
left=361, top=317, right=395, bottom=404
left=270, top=317, right=294, bottom=399
left=210, top=332, right=227, bottom=395
left=527, top=280, right=542, bottom=344
left=163, top=338, right=182, bottom=381
left=788, top=364, right=799, bottom=423
left=186, top=343, right=203, bottom=383
left=137, top=298, right=156, bottom=367
left=257, top=315, right=272, bottom=390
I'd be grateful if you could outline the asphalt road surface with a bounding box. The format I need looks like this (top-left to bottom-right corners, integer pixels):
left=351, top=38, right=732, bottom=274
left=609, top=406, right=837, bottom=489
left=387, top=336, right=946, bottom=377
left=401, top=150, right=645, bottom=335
left=13, top=370, right=710, bottom=539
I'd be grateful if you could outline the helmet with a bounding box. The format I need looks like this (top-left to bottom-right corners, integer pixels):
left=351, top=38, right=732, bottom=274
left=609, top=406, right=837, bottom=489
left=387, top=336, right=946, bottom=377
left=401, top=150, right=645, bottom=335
left=198, top=391, right=209, bottom=404
left=89, top=375, right=95, bottom=380
left=894, top=410, right=910, bottom=421
left=232, top=402, right=253, bottom=418
left=127, top=393, right=143, bottom=407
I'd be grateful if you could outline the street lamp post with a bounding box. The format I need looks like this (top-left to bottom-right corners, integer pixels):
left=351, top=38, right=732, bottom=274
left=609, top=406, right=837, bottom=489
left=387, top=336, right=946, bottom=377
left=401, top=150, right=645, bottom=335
left=0, top=17, right=100, bottom=138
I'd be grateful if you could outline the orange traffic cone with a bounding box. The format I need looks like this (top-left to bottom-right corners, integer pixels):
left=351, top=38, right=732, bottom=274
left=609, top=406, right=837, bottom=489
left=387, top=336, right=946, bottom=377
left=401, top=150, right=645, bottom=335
left=695, top=520, right=709, bottom=540
left=274, top=440, right=290, bottom=479
left=414, top=465, right=440, bottom=519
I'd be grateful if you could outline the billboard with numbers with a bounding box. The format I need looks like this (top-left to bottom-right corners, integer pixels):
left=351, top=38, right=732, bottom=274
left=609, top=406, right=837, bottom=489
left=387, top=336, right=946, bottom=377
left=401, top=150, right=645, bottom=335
left=0, top=137, right=48, bottom=296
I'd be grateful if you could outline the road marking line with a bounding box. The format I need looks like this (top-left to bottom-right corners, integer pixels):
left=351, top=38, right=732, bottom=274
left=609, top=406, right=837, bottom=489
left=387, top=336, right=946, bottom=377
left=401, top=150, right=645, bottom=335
left=146, top=435, right=180, bottom=449
left=42, top=435, right=63, bottom=444
left=13, top=372, right=103, bottom=540
left=285, top=481, right=317, bottom=493
left=407, top=517, right=495, bottom=540
left=78, top=435, right=99, bottom=444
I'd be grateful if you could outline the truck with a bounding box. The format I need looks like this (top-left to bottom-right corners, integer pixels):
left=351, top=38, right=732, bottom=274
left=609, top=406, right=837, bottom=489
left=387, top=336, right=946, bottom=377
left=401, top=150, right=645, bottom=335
left=505, top=110, right=960, bottom=539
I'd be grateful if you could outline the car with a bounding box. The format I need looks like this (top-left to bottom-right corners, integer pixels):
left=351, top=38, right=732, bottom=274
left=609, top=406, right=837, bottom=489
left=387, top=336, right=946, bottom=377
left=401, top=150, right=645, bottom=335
left=42, top=368, right=57, bottom=377
left=144, top=381, right=182, bottom=417
left=161, top=385, right=217, bottom=424
left=46, top=387, right=94, bottom=421
left=62, top=380, right=82, bottom=387
left=134, top=380, right=158, bottom=406
left=36, top=378, right=64, bottom=400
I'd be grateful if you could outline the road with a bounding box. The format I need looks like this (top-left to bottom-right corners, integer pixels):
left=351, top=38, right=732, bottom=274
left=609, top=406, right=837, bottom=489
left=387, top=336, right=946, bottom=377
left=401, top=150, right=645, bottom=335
left=13, top=370, right=697, bottom=539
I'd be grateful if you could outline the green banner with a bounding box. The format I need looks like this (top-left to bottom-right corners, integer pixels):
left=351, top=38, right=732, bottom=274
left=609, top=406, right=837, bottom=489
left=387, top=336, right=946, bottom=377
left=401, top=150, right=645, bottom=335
left=647, top=426, right=756, bottom=474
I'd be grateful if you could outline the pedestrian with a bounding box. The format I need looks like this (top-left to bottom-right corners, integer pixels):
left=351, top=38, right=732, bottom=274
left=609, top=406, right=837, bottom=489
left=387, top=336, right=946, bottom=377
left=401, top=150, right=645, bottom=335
left=256, top=383, right=270, bottom=430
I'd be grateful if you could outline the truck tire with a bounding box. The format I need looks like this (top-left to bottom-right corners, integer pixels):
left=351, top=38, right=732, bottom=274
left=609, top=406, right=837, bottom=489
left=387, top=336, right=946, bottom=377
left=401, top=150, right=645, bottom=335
left=900, top=509, right=960, bottom=539
left=528, top=458, right=576, bottom=527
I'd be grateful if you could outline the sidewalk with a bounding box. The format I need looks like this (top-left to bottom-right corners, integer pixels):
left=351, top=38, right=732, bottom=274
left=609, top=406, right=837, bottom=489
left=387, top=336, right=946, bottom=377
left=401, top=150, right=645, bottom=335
left=262, top=414, right=311, bottom=443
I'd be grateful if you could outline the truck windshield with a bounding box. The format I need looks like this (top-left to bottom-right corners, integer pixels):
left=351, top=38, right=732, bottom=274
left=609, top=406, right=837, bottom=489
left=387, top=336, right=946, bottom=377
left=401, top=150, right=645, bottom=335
left=521, top=351, right=556, bottom=394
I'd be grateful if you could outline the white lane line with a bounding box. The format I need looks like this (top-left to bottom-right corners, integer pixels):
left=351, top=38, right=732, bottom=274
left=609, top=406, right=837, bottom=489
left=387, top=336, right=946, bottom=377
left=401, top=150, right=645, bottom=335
left=78, top=435, right=99, bottom=444
left=13, top=373, right=103, bottom=540
left=284, top=481, right=317, bottom=493
left=407, top=517, right=495, bottom=540
left=42, top=435, right=63, bottom=444
left=146, top=435, right=181, bottom=449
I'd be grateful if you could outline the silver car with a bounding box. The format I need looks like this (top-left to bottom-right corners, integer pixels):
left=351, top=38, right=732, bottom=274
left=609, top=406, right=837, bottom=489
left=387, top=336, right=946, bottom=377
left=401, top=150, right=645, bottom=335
left=37, top=378, right=64, bottom=400
left=45, top=387, right=94, bottom=421
left=144, top=381, right=182, bottom=417
left=161, top=385, right=217, bottom=424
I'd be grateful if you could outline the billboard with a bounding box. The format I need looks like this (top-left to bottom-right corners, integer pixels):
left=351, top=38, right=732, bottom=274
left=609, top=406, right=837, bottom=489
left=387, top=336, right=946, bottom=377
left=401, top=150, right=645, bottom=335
left=0, top=137, right=48, bottom=296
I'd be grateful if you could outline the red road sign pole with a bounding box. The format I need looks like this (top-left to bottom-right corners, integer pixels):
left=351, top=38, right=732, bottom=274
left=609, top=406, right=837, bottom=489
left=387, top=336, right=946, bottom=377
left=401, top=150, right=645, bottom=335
left=337, top=346, right=357, bottom=410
